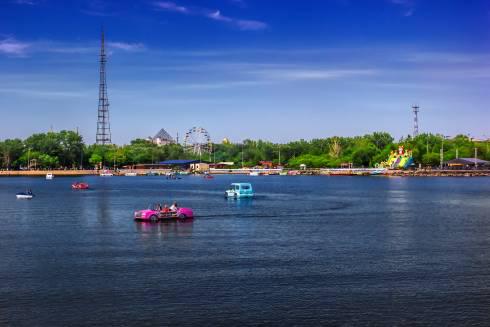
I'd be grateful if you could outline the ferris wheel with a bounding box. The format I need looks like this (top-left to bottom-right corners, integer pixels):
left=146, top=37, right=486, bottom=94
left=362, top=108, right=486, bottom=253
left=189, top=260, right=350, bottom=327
left=184, top=127, right=212, bottom=155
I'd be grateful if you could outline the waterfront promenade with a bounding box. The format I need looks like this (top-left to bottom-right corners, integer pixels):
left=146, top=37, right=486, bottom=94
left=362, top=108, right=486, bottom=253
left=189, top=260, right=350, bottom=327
left=1, top=168, right=490, bottom=177
left=0, top=170, right=97, bottom=177
left=0, top=169, right=169, bottom=177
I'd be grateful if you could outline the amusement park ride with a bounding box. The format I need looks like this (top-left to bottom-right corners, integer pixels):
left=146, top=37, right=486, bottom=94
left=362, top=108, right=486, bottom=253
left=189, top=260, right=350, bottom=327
left=184, top=127, right=212, bottom=156
left=380, top=146, right=414, bottom=169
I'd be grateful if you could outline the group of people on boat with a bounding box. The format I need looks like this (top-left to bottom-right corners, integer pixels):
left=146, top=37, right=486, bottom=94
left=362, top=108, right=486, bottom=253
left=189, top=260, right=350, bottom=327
left=156, top=202, right=179, bottom=213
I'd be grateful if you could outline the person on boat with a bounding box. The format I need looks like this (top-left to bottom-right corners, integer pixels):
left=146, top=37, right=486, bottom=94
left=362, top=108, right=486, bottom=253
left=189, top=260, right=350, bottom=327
left=162, top=204, right=170, bottom=214
left=170, top=202, right=178, bottom=212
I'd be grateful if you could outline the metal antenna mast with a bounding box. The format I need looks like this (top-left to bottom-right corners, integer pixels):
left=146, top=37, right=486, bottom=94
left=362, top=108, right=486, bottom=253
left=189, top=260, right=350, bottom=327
left=96, top=28, right=111, bottom=145
left=412, top=105, right=419, bottom=137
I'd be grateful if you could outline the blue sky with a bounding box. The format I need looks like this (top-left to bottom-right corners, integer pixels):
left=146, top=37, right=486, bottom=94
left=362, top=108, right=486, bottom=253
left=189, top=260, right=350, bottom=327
left=1, top=0, right=489, bottom=144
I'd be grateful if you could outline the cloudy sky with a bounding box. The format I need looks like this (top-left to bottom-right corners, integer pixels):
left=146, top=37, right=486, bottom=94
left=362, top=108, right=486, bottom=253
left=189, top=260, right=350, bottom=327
left=0, top=0, right=489, bottom=144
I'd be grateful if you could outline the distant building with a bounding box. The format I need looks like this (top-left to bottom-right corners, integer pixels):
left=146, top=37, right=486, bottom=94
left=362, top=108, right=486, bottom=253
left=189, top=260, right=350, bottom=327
left=190, top=162, right=210, bottom=172
left=124, top=159, right=201, bottom=170
left=148, top=128, right=175, bottom=146
left=159, top=159, right=201, bottom=169
left=258, top=161, right=274, bottom=169
left=446, top=158, right=490, bottom=169
left=471, top=137, right=490, bottom=143
left=210, top=162, right=234, bottom=169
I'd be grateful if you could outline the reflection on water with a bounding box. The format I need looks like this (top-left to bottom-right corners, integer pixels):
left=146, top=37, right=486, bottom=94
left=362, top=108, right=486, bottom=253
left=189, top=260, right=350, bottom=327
left=225, top=197, right=254, bottom=209
left=135, top=220, right=194, bottom=238
left=96, top=186, right=111, bottom=225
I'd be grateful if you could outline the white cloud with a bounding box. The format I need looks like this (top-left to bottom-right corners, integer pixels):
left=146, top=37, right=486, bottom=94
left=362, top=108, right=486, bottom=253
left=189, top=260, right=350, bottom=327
left=207, top=10, right=229, bottom=22
left=401, top=52, right=484, bottom=64
left=207, top=10, right=267, bottom=30
left=46, top=46, right=97, bottom=54
left=236, top=20, right=267, bottom=31
left=154, top=1, right=189, bottom=14
left=11, top=0, right=38, bottom=5
left=0, top=38, right=30, bottom=56
left=107, top=42, right=146, bottom=52
left=255, top=68, right=377, bottom=81
left=153, top=1, right=267, bottom=31
left=0, top=88, right=88, bottom=98
left=173, top=80, right=273, bottom=90
left=0, top=38, right=146, bottom=57
left=159, top=65, right=378, bottom=90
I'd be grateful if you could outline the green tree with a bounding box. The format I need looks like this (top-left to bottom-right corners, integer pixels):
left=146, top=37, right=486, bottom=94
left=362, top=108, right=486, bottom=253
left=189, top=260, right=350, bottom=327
left=0, top=139, right=24, bottom=169
left=352, top=146, right=377, bottom=167
left=89, top=154, right=103, bottom=168
left=38, top=154, right=59, bottom=168
left=367, top=132, right=394, bottom=150
left=422, top=152, right=440, bottom=166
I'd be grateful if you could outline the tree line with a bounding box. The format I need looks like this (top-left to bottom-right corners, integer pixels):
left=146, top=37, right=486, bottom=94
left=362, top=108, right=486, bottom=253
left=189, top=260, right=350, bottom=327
left=0, top=131, right=488, bottom=170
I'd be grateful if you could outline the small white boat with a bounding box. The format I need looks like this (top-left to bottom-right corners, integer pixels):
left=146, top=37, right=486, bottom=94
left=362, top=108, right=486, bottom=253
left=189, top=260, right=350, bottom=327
left=125, top=172, right=137, bottom=177
left=100, top=170, right=114, bottom=177
left=46, top=173, right=54, bottom=180
left=16, top=192, right=34, bottom=199
left=249, top=171, right=260, bottom=176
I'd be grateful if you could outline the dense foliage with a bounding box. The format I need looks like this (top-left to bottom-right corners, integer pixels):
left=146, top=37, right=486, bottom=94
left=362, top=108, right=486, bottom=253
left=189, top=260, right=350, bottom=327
left=0, top=131, right=488, bottom=169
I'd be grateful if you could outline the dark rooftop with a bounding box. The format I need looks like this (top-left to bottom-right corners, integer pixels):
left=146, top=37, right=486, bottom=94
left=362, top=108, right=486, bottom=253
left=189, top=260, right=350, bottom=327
left=158, top=160, right=201, bottom=166
left=446, top=158, right=490, bottom=165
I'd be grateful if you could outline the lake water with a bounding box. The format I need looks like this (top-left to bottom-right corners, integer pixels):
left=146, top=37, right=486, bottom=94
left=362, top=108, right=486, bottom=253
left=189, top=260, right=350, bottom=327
left=1, top=175, right=490, bottom=326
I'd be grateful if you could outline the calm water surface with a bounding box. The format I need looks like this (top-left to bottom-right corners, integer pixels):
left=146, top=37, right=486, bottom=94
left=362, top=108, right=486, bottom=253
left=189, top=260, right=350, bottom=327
left=1, top=175, right=490, bottom=326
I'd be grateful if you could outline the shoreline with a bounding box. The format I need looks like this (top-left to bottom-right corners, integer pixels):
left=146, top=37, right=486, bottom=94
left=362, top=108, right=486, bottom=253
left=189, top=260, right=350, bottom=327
left=383, top=170, right=490, bottom=177
left=1, top=169, right=490, bottom=177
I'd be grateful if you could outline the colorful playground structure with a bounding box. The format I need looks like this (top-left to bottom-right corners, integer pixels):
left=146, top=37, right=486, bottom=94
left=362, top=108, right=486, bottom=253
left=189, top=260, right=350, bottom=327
left=380, top=146, right=414, bottom=169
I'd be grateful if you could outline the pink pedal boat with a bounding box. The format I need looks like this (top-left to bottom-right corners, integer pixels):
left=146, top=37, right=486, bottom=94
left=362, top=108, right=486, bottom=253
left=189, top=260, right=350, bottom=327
left=72, top=182, right=89, bottom=190
left=134, top=204, right=194, bottom=222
